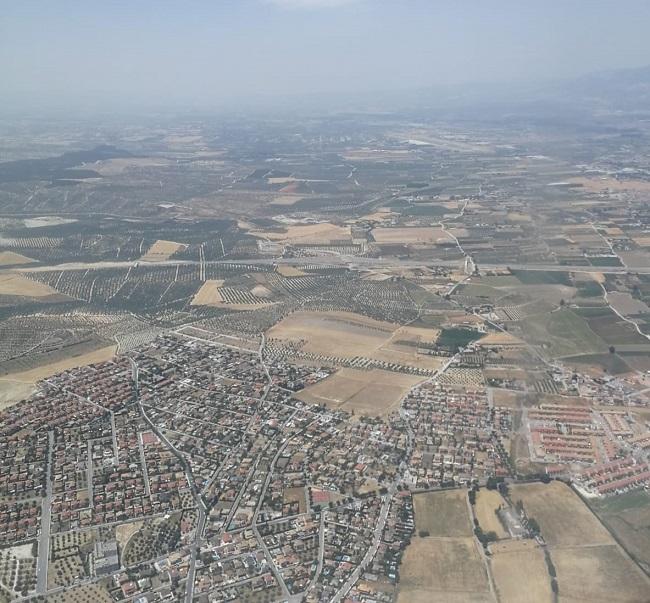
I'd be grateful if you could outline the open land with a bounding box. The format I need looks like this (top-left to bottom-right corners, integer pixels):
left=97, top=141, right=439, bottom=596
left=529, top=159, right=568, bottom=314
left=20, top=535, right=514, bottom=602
left=490, top=539, right=552, bottom=603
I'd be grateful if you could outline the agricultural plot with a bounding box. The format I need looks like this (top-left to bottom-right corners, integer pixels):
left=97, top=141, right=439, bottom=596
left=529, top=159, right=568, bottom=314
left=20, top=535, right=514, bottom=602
left=474, top=489, right=508, bottom=539
left=247, top=222, right=351, bottom=245
left=413, top=490, right=473, bottom=538
left=553, top=544, right=650, bottom=602
left=371, top=227, right=450, bottom=245
left=190, top=279, right=225, bottom=305
left=514, top=308, right=608, bottom=359
left=0, top=251, right=36, bottom=266
left=398, top=537, right=492, bottom=603
left=295, top=368, right=422, bottom=416
left=490, top=539, right=552, bottom=603
left=0, top=273, right=64, bottom=298
left=589, top=490, right=650, bottom=572
left=509, top=482, right=611, bottom=547
left=140, top=239, right=186, bottom=262
left=267, top=310, right=439, bottom=372
left=401, top=493, right=491, bottom=603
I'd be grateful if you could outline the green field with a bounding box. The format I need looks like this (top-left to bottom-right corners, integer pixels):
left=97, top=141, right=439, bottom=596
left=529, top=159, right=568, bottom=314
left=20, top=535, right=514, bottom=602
left=589, top=490, right=650, bottom=573
left=563, top=353, right=631, bottom=374
left=516, top=308, right=607, bottom=358
left=436, top=327, right=484, bottom=352
left=511, top=270, right=573, bottom=286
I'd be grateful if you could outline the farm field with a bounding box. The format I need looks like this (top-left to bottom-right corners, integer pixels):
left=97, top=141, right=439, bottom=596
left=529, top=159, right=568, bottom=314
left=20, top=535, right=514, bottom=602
left=247, top=222, right=351, bottom=244
left=515, top=309, right=608, bottom=359
left=140, top=239, right=186, bottom=262
left=0, top=251, right=36, bottom=266
left=490, top=539, right=551, bottom=603
left=509, top=482, right=612, bottom=547
left=267, top=311, right=439, bottom=371
left=371, top=226, right=449, bottom=244
left=413, top=489, right=473, bottom=537
left=589, top=489, right=650, bottom=572
left=0, top=272, right=63, bottom=298
left=295, top=368, right=422, bottom=416
left=0, top=379, right=36, bottom=409
left=0, top=345, right=116, bottom=389
left=474, top=489, right=508, bottom=539
left=398, top=537, right=492, bottom=603
left=267, top=310, right=395, bottom=357
left=190, top=279, right=225, bottom=305
left=554, top=544, right=650, bottom=602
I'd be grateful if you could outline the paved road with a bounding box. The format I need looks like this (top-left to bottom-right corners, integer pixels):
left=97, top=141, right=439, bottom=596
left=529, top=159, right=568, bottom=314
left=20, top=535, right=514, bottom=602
left=330, top=486, right=396, bottom=603
left=36, top=430, right=54, bottom=594
left=13, top=255, right=650, bottom=275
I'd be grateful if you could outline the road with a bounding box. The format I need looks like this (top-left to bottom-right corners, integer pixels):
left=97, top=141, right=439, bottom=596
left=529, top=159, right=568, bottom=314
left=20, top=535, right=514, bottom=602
left=12, top=255, right=650, bottom=276
left=330, top=485, right=396, bottom=603
left=36, top=430, right=54, bottom=594
left=127, top=357, right=207, bottom=603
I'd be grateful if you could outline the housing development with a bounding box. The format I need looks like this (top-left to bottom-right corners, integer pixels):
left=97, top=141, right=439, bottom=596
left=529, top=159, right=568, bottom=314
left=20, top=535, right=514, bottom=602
left=3, top=75, right=650, bottom=603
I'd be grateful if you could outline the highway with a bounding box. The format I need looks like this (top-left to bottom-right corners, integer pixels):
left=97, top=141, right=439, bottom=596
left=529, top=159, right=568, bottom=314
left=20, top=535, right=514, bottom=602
left=12, top=254, right=650, bottom=276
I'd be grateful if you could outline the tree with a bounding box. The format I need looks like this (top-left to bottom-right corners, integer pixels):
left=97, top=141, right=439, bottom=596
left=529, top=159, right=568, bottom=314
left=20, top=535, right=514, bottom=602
left=486, top=476, right=499, bottom=490
left=528, top=517, right=541, bottom=535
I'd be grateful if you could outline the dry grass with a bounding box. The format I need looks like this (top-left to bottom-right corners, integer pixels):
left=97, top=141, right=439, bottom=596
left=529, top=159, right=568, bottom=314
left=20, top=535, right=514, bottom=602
left=490, top=539, right=551, bottom=603
left=477, top=332, right=525, bottom=346
left=569, top=176, right=650, bottom=193
left=190, top=280, right=225, bottom=305
left=0, top=251, right=36, bottom=266
left=509, top=482, right=612, bottom=547
left=115, top=520, right=144, bottom=552
left=0, top=380, right=36, bottom=410
left=267, top=310, right=440, bottom=370
left=269, top=194, right=304, bottom=206
left=414, top=490, right=473, bottom=538
left=371, top=227, right=450, bottom=245
left=607, top=292, right=650, bottom=315
left=295, top=368, right=422, bottom=417
left=474, top=490, right=508, bottom=538
left=283, top=487, right=307, bottom=514
left=91, top=157, right=172, bottom=175
left=46, top=583, right=113, bottom=603
left=0, top=272, right=61, bottom=297
left=554, top=544, right=650, bottom=602
left=141, top=239, right=186, bottom=262
left=276, top=265, right=306, bottom=277
left=0, top=345, right=116, bottom=388
left=248, top=222, right=351, bottom=244
left=398, top=537, right=491, bottom=602
left=267, top=311, right=394, bottom=357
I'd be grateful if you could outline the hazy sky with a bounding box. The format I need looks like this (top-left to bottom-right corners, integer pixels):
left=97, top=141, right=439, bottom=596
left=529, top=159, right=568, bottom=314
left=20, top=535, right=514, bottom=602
left=3, top=0, right=650, bottom=111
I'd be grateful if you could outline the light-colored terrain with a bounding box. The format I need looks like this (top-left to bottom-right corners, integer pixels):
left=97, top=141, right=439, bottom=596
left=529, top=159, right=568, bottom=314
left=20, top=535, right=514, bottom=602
left=267, top=310, right=441, bottom=369
left=509, top=482, right=650, bottom=602
left=0, top=251, right=36, bottom=266
left=296, top=368, right=423, bottom=416
left=509, top=482, right=611, bottom=547
left=474, top=489, right=508, bottom=538
left=0, top=345, right=116, bottom=408
left=490, top=539, right=552, bottom=603
left=140, top=239, right=186, bottom=262
left=248, top=222, right=351, bottom=244
left=190, top=279, right=225, bottom=305
left=0, top=272, right=62, bottom=297
left=372, top=226, right=450, bottom=245
left=401, top=494, right=492, bottom=603
left=413, top=490, right=473, bottom=537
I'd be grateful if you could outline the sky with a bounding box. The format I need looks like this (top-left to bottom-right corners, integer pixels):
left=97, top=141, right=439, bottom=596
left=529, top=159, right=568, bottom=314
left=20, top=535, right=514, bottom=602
left=2, top=0, right=650, bottom=112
